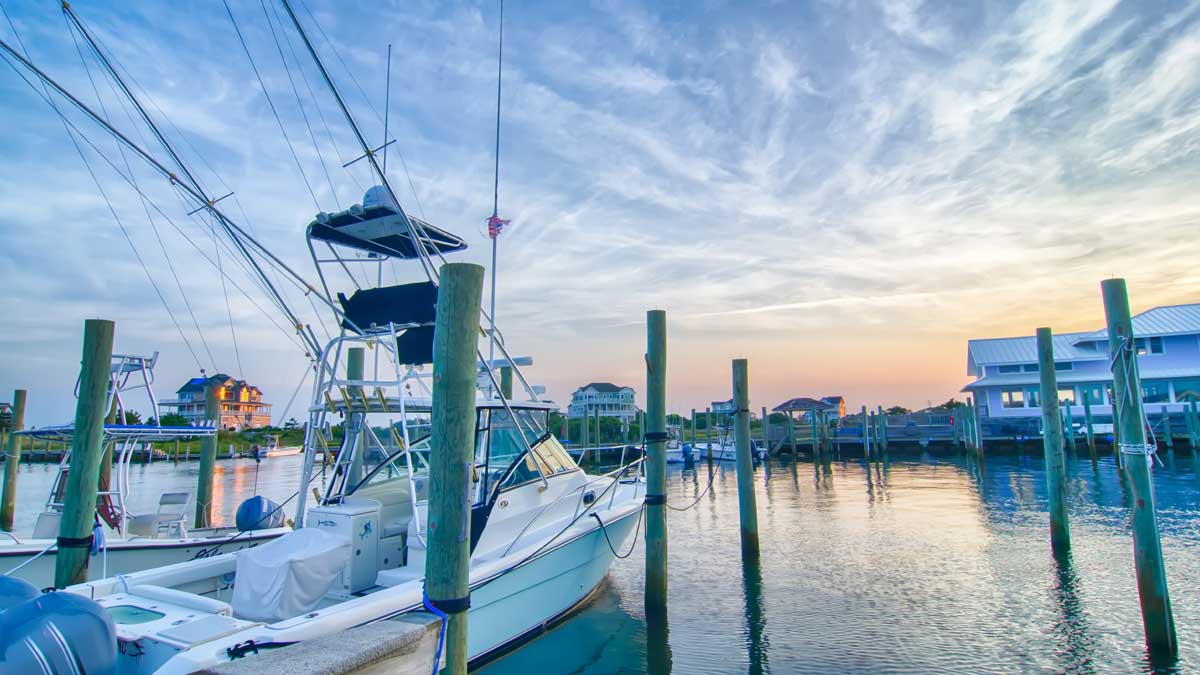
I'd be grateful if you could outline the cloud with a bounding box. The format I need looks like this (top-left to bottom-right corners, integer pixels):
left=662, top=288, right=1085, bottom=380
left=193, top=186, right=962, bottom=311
left=1, top=0, right=1200, bottom=423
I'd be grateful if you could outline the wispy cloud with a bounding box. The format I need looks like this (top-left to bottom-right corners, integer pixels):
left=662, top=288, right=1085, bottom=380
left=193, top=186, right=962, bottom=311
left=1, top=0, right=1199, bottom=421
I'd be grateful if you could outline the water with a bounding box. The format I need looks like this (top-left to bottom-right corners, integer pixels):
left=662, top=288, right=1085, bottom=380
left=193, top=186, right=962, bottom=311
left=8, top=454, right=306, bottom=535
left=478, top=451, right=1200, bottom=675
left=9, top=449, right=1200, bottom=673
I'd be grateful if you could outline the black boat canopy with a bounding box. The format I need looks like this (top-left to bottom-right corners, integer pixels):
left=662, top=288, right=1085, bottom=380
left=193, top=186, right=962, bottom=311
left=308, top=186, right=467, bottom=259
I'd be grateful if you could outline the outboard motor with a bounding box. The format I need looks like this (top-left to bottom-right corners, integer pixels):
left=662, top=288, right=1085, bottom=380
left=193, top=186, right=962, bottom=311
left=236, top=495, right=286, bottom=532
left=0, top=577, right=117, bottom=675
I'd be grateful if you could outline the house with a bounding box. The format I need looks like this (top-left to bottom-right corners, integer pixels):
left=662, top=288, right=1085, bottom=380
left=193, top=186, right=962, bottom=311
left=773, top=396, right=845, bottom=421
left=567, top=382, right=637, bottom=421
left=159, top=373, right=273, bottom=430
left=710, top=398, right=735, bottom=414
left=963, top=303, right=1200, bottom=419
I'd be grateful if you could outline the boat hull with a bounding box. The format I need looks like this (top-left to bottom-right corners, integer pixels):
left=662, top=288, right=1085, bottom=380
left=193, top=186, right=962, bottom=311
left=0, top=528, right=287, bottom=589
left=465, top=505, right=641, bottom=664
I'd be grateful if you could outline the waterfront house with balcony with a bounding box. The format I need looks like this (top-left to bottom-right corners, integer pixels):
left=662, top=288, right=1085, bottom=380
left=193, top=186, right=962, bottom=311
left=567, top=382, right=637, bottom=422
left=963, top=304, right=1200, bottom=424
left=159, top=373, right=273, bottom=430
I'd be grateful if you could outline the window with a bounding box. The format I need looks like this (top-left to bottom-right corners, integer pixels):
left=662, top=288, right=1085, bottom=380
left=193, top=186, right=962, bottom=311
left=1057, top=388, right=1076, bottom=405
left=1078, top=383, right=1105, bottom=405
left=1022, top=364, right=1039, bottom=373
left=1025, top=388, right=1041, bottom=408
left=1173, top=378, right=1200, bottom=402
left=1142, top=381, right=1169, bottom=403
left=998, top=365, right=1021, bottom=374
left=1136, top=337, right=1165, bottom=355
left=1054, top=362, right=1073, bottom=371
left=1002, top=389, right=1025, bottom=408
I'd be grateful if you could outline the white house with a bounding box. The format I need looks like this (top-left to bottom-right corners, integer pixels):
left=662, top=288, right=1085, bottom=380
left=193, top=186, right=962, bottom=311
left=567, top=382, right=637, bottom=421
left=963, top=303, right=1200, bottom=420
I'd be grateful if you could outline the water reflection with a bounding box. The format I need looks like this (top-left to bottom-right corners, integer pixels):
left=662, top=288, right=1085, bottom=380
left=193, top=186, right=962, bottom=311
left=742, top=553, right=769, bottom=675
left=1050, top=550, right=1095, bottom=675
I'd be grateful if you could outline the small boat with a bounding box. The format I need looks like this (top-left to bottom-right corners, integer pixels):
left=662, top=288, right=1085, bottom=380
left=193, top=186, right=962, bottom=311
left=664, top=425, right=694, bottom=464
left=2, top=352, right=290, bottom=588
left=698, top=429, right=766, bottom=462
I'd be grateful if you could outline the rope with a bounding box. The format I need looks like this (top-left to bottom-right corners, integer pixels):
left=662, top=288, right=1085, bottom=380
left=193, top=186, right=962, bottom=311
left=209, top=212, right=246, bottom=378
left=4, top=539, right=56, bottom=576
left=421, top=591, right=449, bottom=675
left=590, top=505, right=644, bottom=559
left=222, top=0, right=321, bottom=212
left=666, top=451, right=718, bottom=512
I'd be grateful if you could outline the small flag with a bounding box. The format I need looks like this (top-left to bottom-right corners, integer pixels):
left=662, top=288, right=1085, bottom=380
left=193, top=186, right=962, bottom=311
left=487, top=214, right=510, bottom=239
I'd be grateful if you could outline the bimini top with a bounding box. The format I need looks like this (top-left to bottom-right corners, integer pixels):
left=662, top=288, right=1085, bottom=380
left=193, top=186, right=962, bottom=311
left=308, top=186, right=467, bottom=259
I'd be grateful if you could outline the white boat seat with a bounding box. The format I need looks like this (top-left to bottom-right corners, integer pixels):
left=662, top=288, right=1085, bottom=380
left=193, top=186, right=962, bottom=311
left=127, top=492, right=190, bottom=539
left=232, top=528, right=350, bottom=623
left=128, top=584, right=232, bottom=616
left=32, top=512, right=61, bottom=539
left=374, top=566, right=423, bottom=588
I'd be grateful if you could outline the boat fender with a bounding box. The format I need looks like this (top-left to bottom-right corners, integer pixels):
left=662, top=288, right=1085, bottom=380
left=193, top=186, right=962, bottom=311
left=235, top=496, right=286, bottom=532
left=0, top=586, right=118, bottom=675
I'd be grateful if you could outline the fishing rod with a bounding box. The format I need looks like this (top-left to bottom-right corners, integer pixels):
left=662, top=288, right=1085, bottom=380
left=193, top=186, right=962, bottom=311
left=0, top=31, right=355, bottom=359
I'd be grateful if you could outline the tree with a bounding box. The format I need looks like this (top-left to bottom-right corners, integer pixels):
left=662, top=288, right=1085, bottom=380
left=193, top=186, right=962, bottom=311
left=283, top=418, right=301, bottom=431
left=119, top=409, right=142, bottom=424
left=885, top=406, right=912, bottom=415
left=932, top=398, right=961, bottom=411
left=159, top=413, right=190, bottom=427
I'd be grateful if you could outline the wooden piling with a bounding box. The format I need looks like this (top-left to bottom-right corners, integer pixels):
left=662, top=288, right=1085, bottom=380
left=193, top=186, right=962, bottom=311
left=761, top=406, right=769, bottom=455
left=860, top=406, right=870, bottom=458
left=1036, top=328, right=1071, bottom=554
left=1063, top=399, right=1076, bottom=452
left=499, top=365, right=512, bottom=400
left=1102, top=278, right=1176, bottom=654
left=594, top=406, right=601, bottom=448
left=581, top=405, right=590, bottom=448
left=1188, top=400, right=1199, bottom=452
left=706, top=407, right=714, bottom=464
left=810, top=406, right=819, bottom=457
left=644, top=309, right=669, bottom=617
left=54, top=319, right=115, bottom=588
left=0, top=389, right=26, bottom=531
left=195, top=381, right=221, bottom=529
left=425, top=262, right=484, bottom=675
left=877, top=405, right=888, bottom=454
left=690, top=408, right=696, bottom=447
left=732, top=359, right=759, bottom=558
left=1082, top=390, right=1096, bottom=455
left=1161, top=408, right=1173, bottom=451
left=785, top=412, right=795, bottom=456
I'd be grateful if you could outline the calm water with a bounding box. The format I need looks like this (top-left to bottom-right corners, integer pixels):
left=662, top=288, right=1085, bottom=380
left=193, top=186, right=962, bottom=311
left=10, top=449, right=1200, bottom=674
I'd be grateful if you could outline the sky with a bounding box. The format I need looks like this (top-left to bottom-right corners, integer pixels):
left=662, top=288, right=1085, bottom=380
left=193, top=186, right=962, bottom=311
left=1, top=0, right=1199, bottom=427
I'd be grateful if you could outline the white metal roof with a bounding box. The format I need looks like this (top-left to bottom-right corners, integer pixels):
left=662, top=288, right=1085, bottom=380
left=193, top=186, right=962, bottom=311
left=966, top=331, right=1103, bottom=374
left=966, top=303, right=1200, bottom=375
left=1074, top=304, right=1200, bottom=342
left=962, top=364, right=1200, bottom=391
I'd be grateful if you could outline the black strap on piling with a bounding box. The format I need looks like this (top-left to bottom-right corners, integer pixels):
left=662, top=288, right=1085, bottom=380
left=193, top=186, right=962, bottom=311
left=734, top=408, right=750, bottom=414
left=644, top=494, right=666, bottom=506
left=56, top=535, right=94, bottom=549
left=429, top=594, right=471, bottom=614
left=644, top=432, right=670, bottom=442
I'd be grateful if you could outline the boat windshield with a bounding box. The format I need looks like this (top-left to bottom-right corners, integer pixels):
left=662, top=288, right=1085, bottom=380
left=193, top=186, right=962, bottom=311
left=346, top=433, right=431, bottom=496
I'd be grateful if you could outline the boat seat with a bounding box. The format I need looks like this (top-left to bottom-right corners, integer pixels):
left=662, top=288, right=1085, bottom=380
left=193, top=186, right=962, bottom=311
left=374, top=566, right=424, bottom=588
left=128, top=584, right=232, bottom=616
left=127, top=492, right=190, bottom=539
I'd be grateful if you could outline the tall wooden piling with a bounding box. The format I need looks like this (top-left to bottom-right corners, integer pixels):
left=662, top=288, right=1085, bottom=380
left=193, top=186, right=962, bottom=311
left=499, top=365, right=512, bottom=400
left=594, top=406, right=601, bottom=447
left=1082, top=390, right=1096, bottom=455
left=0, top=389, right=26, bottom=531
left=1188, top=401, right=1199, bottom=452
left=1161, top=409, right=1173, bottom=451
left=645, top=309, right=669, bottom=617
left=1036, top=328, right=1071, bottom=554
left=1102, top=278, right=1176, bottom=654
left=706, top=407, right=714, bottom=464
left=581, top=405, right=590, bottom=448
left=785, top=412, right=795, bottom=455
left=425, top=262, right=484, bottom=675
left=732, top=359, right=759, bottom=558
left=54, top=319, right=115, bottom=588
left=690, top=408, right=696, bottom=447
left=195, top=382, right=221, bottom=529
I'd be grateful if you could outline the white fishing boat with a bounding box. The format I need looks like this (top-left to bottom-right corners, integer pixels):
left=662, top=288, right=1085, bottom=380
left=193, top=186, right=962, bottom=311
left=65, top=179, right=647, bottom=671
left=2, top=352, right=289, bottom=589
left=664, top=425, right=694, bottom=464
left=698, top=428, right=765, bottom=462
